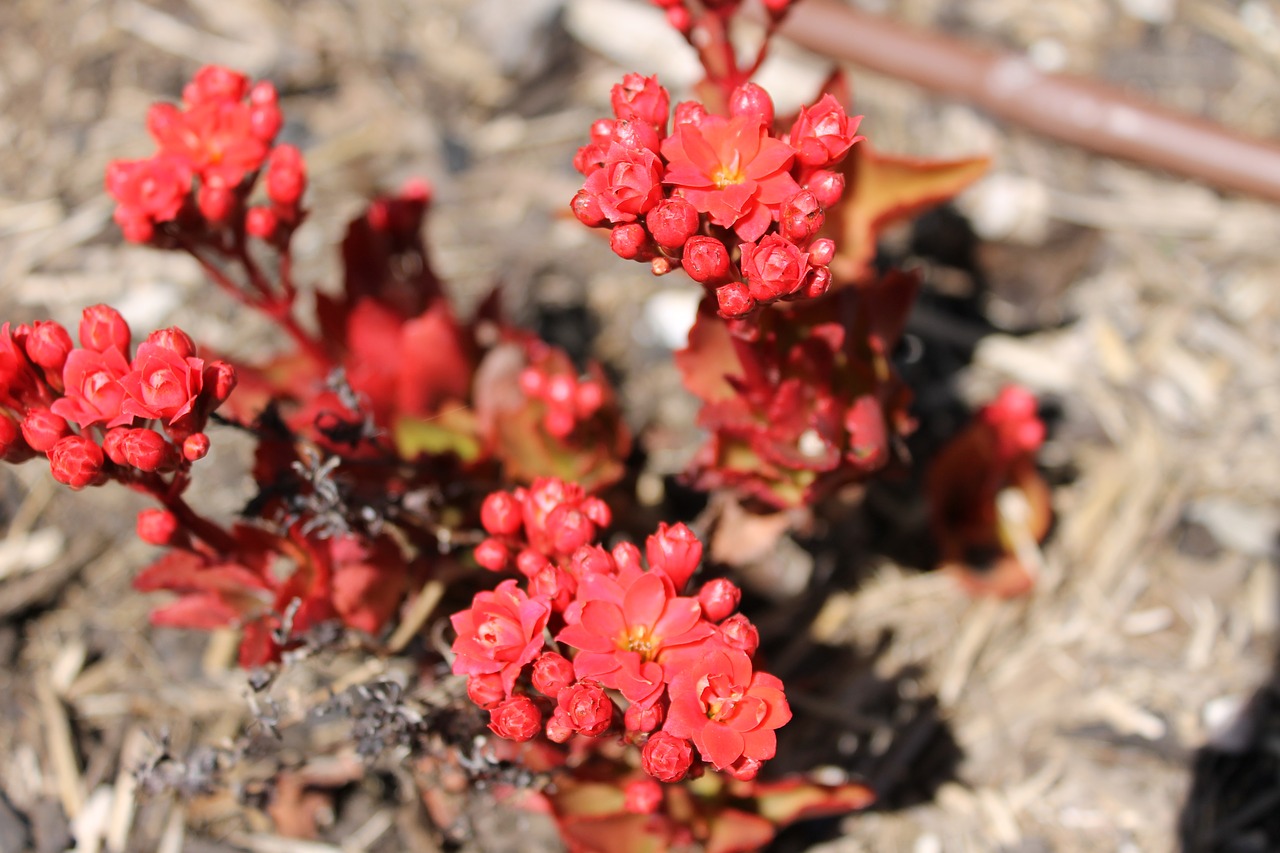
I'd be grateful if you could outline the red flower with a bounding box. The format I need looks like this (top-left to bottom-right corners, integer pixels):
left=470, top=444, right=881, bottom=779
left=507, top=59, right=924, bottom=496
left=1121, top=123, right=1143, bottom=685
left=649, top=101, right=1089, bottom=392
left=788, top=94, right=864, bottom=168
left=557, top=569, right=712, bottom=702
left=661, top=114, right=799, bottom=241
left=581, top=143, right=664, bottom=224
left=119, top=341, right=205, bottom=424
left=611, top=73, right=670, bottom=134
left=105, top=156, right=193, bottom=241
left=183, top=65, right=249, bottom=106
left=78, top=305, right=131, bottom=355
left=738, top=234, right=811, bottom=303
left=489, top=695, right=543, bottom=742
left=48, top=435, right=106, bottom=490
left=450, top=579, right=551, bottom=696
left=149, top=100, right=268, bottom=188
left=52, top=346, right=132, bottom=428
left=555, top=680, right=614, bottom=736
left=645, top=521, right=702, bottom=592
left=663, top=644, right=791, bottom=771
left=641, top=732, right=695, bottom=783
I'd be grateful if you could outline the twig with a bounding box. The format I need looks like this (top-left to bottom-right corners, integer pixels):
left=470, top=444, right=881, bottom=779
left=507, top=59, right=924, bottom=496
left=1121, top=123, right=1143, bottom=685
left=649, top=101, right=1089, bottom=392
left=775, top=0, right=1280, bottom=202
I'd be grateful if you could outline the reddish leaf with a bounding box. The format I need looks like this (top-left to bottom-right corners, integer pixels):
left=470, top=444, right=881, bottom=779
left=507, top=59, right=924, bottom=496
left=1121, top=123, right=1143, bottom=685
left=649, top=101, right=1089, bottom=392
left=674, top=301, right=743, bottom=405
left=704, top=808, right=776, bottom=853
left=149, top=592, right=241, bottom=630
left=828, top=143, right=989, bottom=283
left=751, top=778, right=876, bottom=826
left=558, top=814, right=673, bottom=853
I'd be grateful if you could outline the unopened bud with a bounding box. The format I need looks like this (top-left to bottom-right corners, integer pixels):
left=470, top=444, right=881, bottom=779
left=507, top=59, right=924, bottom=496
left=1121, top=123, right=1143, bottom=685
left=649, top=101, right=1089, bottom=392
left=136, top=508, right=180, bottom=546
left=182, top=432, right=210, bottom=462
left=728, top=82, right=775, bottom=128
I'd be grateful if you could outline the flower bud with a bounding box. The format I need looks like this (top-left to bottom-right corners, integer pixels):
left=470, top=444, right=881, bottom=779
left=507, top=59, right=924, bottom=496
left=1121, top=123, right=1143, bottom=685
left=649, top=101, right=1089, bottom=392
left=121, top=428, right=171, bottom=471
left=474, top=537, right=510, bottom=572
left=641, top=732, right=694, bottom=783
left=488, top=694, right=542, bottom=742
left=611, top=541, right=642, bottom=574
left=728, top=82, right=775, bottom=128
left=808, top=237, right=836, bottom=267
left=805, top=169, right=845, bottom=208
left=48, top=435, right=105, bottom=490
left=516, top=548, right=551, bottom=578
left=558, top=680, right=613, bottom=736
left=570, top=190, right=605, bottom=227
left=545, top=709, right=573, bottom=743
left=542, top=407, right=575, bottom=439
left=645, top=198, right=699, bottom=250
left=571, top=545, right=617, bottom=579
left=574, top=381, right=604, bottom=417
left=24, top=321, right=73, bottom=374
left=673, top=100, right=707, bottom=131
left=681, top=236, right=730, bottom=284
left=467, top=672, right=507, bottom=710
left=0, top=413, right=31, bottom=464
left=529, top=563, right=575, bottom=612
left=531, top=652, right=575, bottom=697
left=249, top=83, right=283, bottom=141
left=198, top=184, right=234, bottom=223
left=481, top=490, right=524, bottom=536
left=624, top=701, right=663, bottom=733
left=718, top=614, right=760, bottom=656
left=184, top=65, right=248, bottom=106
left=780, top=190, right=825, bottom=244
left=102, top=427, right=129, bottom=465
left=182, top=432, right=210, bottom=462
left=610, top=73, right=670, bottom=134
left=727, top=757, right=763, bottom=782
left=203, top=360, right=238, bottom=403
left=547, top=506, right=595, bottom=556
left=715, top=281, right=755, bottom=319
left=136, top=508, right=180, bottom=546
left=665, top=5, right=692, bottom=33
left=21, top=408, right=70, bottom=452
left=803, top=266, right=832, bottom=300
left=266, top=145, right=307, bottom=207
left=146, top=327, right=197, bottom=358
left=646, top=522, right=702, bottom=592
left=246, top=206, right=278, bottom=239
left=610, top=223, right=651, bottom=261
left=79, top=305, right=131, bottom=354
left=624, top=779, right=664, bottom=815
left=580, top=496, right=611, bottom=527
left=612, top=119, right=660, bottom=154
left=697, top=578, right=741, bottom=623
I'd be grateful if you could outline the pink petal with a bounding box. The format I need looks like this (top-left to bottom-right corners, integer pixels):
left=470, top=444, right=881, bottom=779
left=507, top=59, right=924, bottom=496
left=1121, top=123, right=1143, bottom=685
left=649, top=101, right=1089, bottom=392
left=699, top=721, right=745, bottom=770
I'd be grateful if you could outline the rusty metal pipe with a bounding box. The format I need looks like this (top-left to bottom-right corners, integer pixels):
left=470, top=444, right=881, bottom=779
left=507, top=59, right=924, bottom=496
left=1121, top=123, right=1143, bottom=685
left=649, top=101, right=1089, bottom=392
left=776, top=0, right=1280, bottom=203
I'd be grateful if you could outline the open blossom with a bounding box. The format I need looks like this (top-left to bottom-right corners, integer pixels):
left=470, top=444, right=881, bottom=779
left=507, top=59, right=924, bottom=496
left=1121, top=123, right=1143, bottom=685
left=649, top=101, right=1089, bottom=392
left=52, top=346, right=132, bottom=428
left=663, top=644, right=791, bottom=771
left=557, top=569, right=713, bottom=703
left=661, top=114, right=799, bottom=241
left=451, top=579, right=551, bottom=696
left=119, top=341, right=205, bottom=424
left=105, top=156, right=193, bottom=242
left=148, top=99, right=268, bottom=188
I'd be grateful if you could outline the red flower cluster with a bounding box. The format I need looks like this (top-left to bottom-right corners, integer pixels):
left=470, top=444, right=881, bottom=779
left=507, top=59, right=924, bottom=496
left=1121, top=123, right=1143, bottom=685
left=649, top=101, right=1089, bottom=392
left=453, top=477, right=790, bottom=782
left=105, top=65, right=302, bottom=243
left=573, top=75, right=862, bottom=319
left=0, top=305, right=234, bottom=491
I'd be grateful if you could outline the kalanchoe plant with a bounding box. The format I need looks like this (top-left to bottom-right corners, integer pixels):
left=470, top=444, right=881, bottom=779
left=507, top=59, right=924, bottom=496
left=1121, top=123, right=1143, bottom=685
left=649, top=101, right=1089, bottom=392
left=0, top=0, right=1053, bottom=848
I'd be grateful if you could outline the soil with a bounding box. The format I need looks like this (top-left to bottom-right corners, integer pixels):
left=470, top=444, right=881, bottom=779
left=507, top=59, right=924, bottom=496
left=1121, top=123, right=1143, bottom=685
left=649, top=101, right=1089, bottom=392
left=1, top=0, right=1279, bottom=851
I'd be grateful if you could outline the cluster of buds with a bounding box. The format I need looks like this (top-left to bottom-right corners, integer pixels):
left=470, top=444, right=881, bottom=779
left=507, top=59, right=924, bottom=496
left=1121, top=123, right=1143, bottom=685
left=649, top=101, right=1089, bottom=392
left=453, top=477, right=790, bottom=783
left=0, top=305, right=234, bottom=493
left=572, top=74, right=862, bottom=320
left=517, top=351, right=607, bottom=440
left=105, top=65, right=305, bottom=245
left=647, top=0, right=796, bottom=34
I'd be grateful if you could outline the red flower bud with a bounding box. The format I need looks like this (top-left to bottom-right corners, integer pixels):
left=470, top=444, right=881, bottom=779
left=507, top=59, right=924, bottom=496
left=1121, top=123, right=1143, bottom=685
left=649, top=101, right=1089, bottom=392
left=697, top=578, right=741, bottom=623
left=146, top=327, right=197, bottom=359
left=136, top=508, right=180, bottom=546
left=545, top=709, right=573, bottom=743
left=623, top=779, right=664, bottom=814
left=571, top=545, right=617, bottom=579
left=202, top=360, right=237, bottom=403
left=641, top=732, right=694, bottom=783
left=610, top=223, right=651, bottom=261
left=557, top=680, right=614, bottom=736
left=645, top=522, right=701, bottom=592
left=804, top=266, right=832, bottom=300
left=780, top=190, right=825, bottom=244
left=543, top=407, right=576, bottom=439
left=246, top=206, right=278, bottom=239
left=575, top=381, right=604, bottom=417
left=467, top=672, right=507, bottom=710
left=48, top=435, right=105, bottom=490
left=789, top=94, right=864, bottom=168
left=547, top=506, right=595, bottom=555
left=728, top=82, right=775, bottom=128
left=612, top=541, right=642, bottom=574
left=681, top=236, right=730, bottom=284
left=580, top=496, right=611, bottom=527
left=474, top=538, right=510, bottom=572
left=481, top=491, right=523, bottom=536
left=183, top=65, right=248, bottom=106
left=673, top=101, right=707, bottom=130
left=665, top=5, right=692, bottom=33
left=0, top=413, right=31, bottom=464
left=516, top=548, right=551, bottom=578
left=531, top=652, right=575, bottom=697
left=645, top=198, right=699, bottom=250
left=21, top=408, right=70, bottom=452
left=24, top=321, right=73, bottom=373
left=266, top=145, right=307, bottom=207
left=612, top=119, right=660, bottom=154
left=248, top=82, right=283, bottom=141
left=727, top=757, right=763, bottom=782
left=570, top=190, right=605, bottom=227
left=102, top=428, right=128, bottom=465
left=182, top=432, right=210, bottom=462
left=79, top=305, right=131, bottom=355
left=198, top=184, right=234, bottom=223
left=808, top=237, right=836, bottom=267
left=610, top=73, right=670, bottom=135
left=739, top=234, right=810, bottom=303
left=120, top=428, right=171, bottom=471
left=488, top=694, right=542, bottom=741
left=715, top=281, right=755, bottom=319
left=590, top=119, right=617, bottom=146
left=528, top=563, right=575, bottom=611
left=624, top=701, right=664, bottom=733
left=718, top=613, right=760, bottom=656
left=805, top=169, right=845, bottom=208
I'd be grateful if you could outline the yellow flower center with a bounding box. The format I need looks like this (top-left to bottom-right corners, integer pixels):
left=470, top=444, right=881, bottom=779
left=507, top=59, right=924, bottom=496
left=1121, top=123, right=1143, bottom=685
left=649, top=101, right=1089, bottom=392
left=711, top=153, right=745, bottom=189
